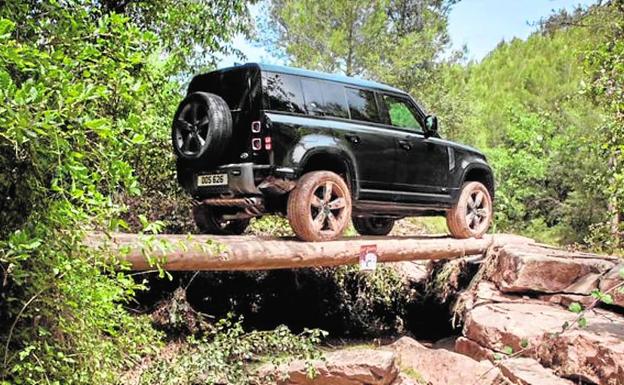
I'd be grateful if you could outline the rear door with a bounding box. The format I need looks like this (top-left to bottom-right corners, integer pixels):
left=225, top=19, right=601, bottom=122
left=340, top=87, right=401, bottom=196
left=379, top=93, right=449, bottom=197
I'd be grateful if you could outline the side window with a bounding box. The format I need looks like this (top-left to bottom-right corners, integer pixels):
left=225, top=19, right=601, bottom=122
left=301, top=79, right=349, bottom=118
left=382, top=94, right=423, bottom=132
left=321, top=83, right=349, bottom=119
left=301, top=79, right=324, bottom=116
left=262, top=72, right=305, bottom=113
left=346, top=88, right=380, bottom=123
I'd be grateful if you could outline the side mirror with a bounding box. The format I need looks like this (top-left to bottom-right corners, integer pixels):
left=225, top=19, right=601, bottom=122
left=424, top=115, right=438, bottom=138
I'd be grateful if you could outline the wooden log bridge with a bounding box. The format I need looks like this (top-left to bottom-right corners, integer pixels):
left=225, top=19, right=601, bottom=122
left=88, top=233, right=533, bottom=271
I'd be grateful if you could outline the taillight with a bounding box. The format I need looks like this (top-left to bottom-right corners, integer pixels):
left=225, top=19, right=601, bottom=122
left=251, top=138, right=262, bottom=150
left=264, top=136, right=272, bottom=151
left=251, top=121, right=261, bottom=133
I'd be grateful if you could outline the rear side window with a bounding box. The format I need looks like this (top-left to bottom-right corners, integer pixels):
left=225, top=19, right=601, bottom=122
left=382, top=94, right=423, bottom=132
left=301, top=79, right=349, bottom=118
left=262, top=72, right=305, bottom=113
left=346, top=88, right=380, bottom=123
left=301, top=79, right=324, bottom=116
left=321, top=83, right=349, bottom=119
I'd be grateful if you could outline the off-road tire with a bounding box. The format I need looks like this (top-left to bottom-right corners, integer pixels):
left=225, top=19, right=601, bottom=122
left=172, top=92, right=232, bottom=166
left=446, top=181, right=492, bottom=239
left=287, top=171, right=352, bottom=242
left=192, top=205, right=249, bottom=235
left=352, top=217, right=395, bottom=236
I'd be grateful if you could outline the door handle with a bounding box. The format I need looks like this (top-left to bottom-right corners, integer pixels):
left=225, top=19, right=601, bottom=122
left=398, top=140, right=411, bottom=151
left=346, top=134, right=360, bottom=144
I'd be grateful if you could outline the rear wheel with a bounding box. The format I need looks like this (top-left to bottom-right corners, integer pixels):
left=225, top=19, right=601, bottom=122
left=353, top=217, right=395, bottom=236
left=192, top=205, right=249, bottom=235
left=446, top=181, right=492, bottom=239
left=287, top=171, right=352, bottom=241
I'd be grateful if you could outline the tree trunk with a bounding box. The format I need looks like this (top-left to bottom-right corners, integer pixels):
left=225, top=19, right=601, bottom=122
left=608, top=155, right=621, bottom=247
left=86, top=233, right=532, bottom=271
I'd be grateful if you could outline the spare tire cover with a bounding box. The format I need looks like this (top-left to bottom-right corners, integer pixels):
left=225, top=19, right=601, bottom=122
left=171, top=92, right=232, bottom=165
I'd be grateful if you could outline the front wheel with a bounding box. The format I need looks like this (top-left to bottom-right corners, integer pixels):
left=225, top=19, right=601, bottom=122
left=192, top=205, right=249, bottom=235
left=353, top=217, right=395, bottom=236
left=287, top=171, right=352, bottom=241
left=446, top=181, right=493, bottom=239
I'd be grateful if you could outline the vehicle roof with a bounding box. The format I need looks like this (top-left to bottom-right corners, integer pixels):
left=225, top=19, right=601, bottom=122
left=213, top=62, right=407, bottom=95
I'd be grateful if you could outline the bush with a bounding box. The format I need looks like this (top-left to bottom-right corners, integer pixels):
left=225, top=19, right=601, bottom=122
left=137, top=317, right=324, bottom=385
left=0, top=2, right=262, bottom=383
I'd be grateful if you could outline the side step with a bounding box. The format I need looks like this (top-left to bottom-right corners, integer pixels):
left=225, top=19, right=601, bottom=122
left=353, top=200, right=448, bottom=217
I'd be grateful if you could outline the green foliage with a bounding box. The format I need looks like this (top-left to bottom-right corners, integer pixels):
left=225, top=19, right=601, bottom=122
left=260, top=0, right=456, bottom=78
left=329, top=265, right=413, bottom=335
left=577, top=316, right=588, bottom=328
left=583, top=0, right=624, bottom=250
left=448, top=6, right=613, bottom=245
left=591, top=289, right=614, bottom=305
left=249, top=215, right=294, bottom=237
left=0, top=1, right=251, bottom=383
left=139, top=316, right=324, bottom=385
left=568, top=302, right=583, bottom=314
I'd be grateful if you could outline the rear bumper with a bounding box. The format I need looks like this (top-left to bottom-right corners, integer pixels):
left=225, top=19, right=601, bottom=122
left=182, top=162, right=296, bottom=198
left=194, top=163, right=263, bottom=196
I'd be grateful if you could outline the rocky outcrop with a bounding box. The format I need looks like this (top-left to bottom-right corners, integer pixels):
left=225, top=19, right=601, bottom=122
left=455, top=336, right=496, bottom=361
left=386, top=336, right=503, bottom=385
left=498, top=357, right=575, bottom=385
left=268, top=339, right=506, bottom=385
left=268, top=242, right=624, bottom=385
left=268, top=349, right=401, bottom=385
left=457, top=243, right=624, bottom=385
left=391, top=260, right=430, bottom=288
left=489, top=244, right=616, bottom=295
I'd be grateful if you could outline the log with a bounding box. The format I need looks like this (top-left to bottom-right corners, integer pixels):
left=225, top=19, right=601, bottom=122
left=87, top=233, right=533, bottom=271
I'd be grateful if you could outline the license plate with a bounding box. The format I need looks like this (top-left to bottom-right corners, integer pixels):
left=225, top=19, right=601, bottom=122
left=197, top=173, right=228, bottom=187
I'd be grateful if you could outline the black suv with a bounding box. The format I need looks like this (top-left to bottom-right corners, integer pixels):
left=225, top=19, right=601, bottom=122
left=172, top=63, right=494, bottom=241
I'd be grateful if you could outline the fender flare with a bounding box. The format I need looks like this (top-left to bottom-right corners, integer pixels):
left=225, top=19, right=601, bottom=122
left=298, top=147, right=360, bottom=198
left=459, top=162, right=495, bottom=197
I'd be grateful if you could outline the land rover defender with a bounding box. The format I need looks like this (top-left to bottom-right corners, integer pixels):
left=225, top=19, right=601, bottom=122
left=172, top=63, right=494, bottom=241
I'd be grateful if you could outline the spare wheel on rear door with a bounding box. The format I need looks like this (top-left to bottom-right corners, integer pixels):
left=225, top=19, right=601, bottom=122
left=171, top=92, right=232, bottom=166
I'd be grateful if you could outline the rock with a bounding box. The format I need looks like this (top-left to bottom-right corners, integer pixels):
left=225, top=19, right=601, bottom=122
left=538, top=293, right=594, bottom=308
left=454, top=281, right=536, bottom=327
left=271, top=348, right=399, bottom=385
left=432, top=336, right=457, bottom=351
left=386, top=336, right=503, bottom=385
left=490, top=245, right=615, bottom=295
left=599, top=263, right=624, bottom=309
left=455, top=336, right=496, bottom=362
left=391, top=260, right=430, bottom=287
left=463, top=302, right=624, bottom=385
left=498, top=357, right=575, bottom=385
left=537, top=328, right=624, bottom=385
left=474, top=281, right=528, bottom=305
left=389, top=373, right=418, bottom=385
